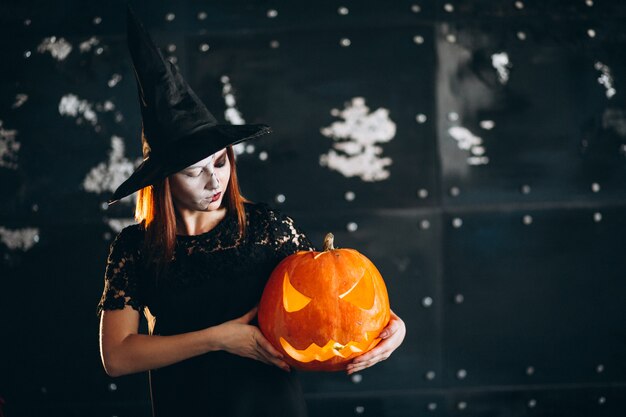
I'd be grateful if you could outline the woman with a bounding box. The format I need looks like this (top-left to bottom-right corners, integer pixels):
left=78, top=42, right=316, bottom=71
left=97, top=6, right=405, bottom=416
left=99, top=144, right=310, bottom=416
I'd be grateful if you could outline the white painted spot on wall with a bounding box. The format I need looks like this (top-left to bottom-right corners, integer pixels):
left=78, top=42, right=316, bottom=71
left=59, top=94, right=98, bottom=125
left=79, top=37, right=100, bottom=53
left=83, top=135, right=140, bottom=197
left=467, top=156, right=490, bottom=165
left=320, top=97, right=396, bottom=181
left=479, top=120, right=495, bottom=130
left=37, top=36, right=72, bottom=61
left=12, top=94, right=28, bottom=109
left=448, top=126, right=489, bottom=166
left=491, top=52, right=512, bottom=85
left=0, top=227, right=40, bottom=251
left=225, top=108, right=244, bottom=126
left=107, top=73, right=122, bottom=88
left=449, top=126, right=481, bottom=150
left=221, top=76, right=245, bottom=126
left=595, top=61, right=616, bottom=99
left=0, top=120, right=20, bottom=170
left=220, top=75, right=248, bottom=156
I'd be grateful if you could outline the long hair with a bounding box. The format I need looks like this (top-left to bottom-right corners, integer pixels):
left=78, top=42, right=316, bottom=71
left=134, top=146, right=249, bottom=281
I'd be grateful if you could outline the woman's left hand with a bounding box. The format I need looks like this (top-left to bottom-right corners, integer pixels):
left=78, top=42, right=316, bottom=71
left=346, top=309, right=406, bottom=375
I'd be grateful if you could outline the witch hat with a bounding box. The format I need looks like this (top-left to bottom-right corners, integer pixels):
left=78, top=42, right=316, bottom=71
left=108, top=5, right=271, bottom=205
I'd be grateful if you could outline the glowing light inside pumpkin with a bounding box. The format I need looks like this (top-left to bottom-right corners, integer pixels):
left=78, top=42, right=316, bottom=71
left=279, top=334, right=381, bottom=363
left=282, top=271, right=311, bottom=312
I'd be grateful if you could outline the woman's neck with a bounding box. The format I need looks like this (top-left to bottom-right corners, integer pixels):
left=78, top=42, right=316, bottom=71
left=175, top=206, right=227, bottom=236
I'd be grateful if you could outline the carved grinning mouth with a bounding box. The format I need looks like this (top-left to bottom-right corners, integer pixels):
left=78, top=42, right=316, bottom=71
left=279, top=332, right=382, bottom=363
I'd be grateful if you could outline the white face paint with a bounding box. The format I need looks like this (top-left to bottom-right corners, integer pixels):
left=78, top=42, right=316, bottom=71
left=169, top=148, right=231, bottom=212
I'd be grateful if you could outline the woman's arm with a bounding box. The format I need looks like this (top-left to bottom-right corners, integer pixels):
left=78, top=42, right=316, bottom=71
left=99, top=305, right=289, bottom=377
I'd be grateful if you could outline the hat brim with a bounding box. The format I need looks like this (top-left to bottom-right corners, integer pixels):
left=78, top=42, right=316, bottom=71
left=107, top=123, right=271, bottom=205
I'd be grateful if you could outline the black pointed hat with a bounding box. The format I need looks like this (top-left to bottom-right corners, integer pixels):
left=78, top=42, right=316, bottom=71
left=108, top=5, right=271, bottom=205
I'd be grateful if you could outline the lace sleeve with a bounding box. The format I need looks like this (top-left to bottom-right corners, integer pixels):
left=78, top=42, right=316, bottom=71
left=96, top=226, right=145, bottom=316
left=267, top=208, right=316, bottom=260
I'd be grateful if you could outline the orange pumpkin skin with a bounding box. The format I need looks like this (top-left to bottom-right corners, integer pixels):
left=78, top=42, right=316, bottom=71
left=258, top=234, right=390, bottom=371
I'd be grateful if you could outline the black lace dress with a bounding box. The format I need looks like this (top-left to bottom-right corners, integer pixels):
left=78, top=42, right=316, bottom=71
left=96, top=202, right=315, bottom=417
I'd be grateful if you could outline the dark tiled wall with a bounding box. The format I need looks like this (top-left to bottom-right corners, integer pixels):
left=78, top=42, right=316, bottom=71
left=1, top=1, right=625, bottom=416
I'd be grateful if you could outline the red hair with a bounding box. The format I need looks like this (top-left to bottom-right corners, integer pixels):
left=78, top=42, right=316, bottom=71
left=134, top=146, right=249, bottom=280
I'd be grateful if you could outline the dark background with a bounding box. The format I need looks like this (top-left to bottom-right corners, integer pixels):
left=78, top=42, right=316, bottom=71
left=1, top=0, right=625, bottom=416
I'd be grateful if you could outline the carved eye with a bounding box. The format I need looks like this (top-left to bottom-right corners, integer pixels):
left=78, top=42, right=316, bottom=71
left=283, top=272, right=311, bottom=312
left=339, top=269, right=375, bottom=310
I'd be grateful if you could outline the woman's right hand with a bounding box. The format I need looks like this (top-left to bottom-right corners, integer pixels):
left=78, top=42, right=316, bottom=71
left=212, top=306, right=290, bottom=372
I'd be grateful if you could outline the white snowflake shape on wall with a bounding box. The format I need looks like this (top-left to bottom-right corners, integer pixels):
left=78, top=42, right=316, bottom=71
left=0, top=227, right=39, bottom=251
left=59, top=94, right=98, bottom=125
left=37, top=36, right=73, bottom=61
left=0, top=120, right=20, bottom=170
left=319, top=97, right=396, bottom=181
left=83, top=135, right=140, bottom=202
left=491, top=52, right=512, bottom=85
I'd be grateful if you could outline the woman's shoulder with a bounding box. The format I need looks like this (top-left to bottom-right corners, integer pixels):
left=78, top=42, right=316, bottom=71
left=110, top=222, right=145, bottom=251
left=117, top=222, right=145, bottom=237
left=243, top=201, right=290, bottom=224
left=243, top=201, right=315, bottom=252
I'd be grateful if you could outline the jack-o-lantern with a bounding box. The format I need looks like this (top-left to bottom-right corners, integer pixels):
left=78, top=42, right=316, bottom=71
left=258, top=233, right=390, bottom=371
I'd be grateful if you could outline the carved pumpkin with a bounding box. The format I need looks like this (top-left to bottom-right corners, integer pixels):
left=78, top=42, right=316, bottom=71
left=258, top=233, right=390, bottom=371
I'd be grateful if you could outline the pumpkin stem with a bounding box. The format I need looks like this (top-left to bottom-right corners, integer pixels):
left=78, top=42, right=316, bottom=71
left=323, top=233, right=335, bottom=251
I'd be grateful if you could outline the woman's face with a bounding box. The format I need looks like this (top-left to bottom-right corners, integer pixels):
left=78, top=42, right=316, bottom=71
left=169, top=148, right=231, bottom=212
